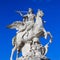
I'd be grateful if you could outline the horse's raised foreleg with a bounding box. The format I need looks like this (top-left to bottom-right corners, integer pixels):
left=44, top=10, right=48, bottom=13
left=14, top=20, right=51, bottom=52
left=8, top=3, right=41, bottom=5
left=10, top=46, right=17, bottom=60
left=47, top=32, right=53, bottom=43
left=42, top=28, right=47, bottom=39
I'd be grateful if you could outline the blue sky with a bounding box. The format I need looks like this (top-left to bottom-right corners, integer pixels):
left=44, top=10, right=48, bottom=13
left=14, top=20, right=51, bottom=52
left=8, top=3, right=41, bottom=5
left=0, top=0, right=60, bottom=60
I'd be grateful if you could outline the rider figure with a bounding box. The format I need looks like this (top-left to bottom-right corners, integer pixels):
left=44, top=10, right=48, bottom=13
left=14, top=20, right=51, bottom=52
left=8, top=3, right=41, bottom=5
left=17, top=8, right=35, bottom=32
left=17, top=8, right=35, bottom=40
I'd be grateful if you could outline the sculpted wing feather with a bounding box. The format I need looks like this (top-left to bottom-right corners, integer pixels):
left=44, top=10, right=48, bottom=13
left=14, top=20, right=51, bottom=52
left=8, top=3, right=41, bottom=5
left=7, top=21, right=24, bottom=30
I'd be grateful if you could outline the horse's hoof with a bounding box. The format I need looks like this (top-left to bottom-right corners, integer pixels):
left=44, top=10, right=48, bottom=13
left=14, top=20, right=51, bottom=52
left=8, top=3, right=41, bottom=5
left=49, top=39, right=52, bottom=43
left=10, top=57, right=12, bottom=60
left=45, top=36, right=47, bottom=39
left=44, top=34, right=47, bottom=39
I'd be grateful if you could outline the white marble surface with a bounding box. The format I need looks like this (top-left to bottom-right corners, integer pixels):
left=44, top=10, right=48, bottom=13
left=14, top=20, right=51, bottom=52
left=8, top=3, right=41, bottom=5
left=8, top=8, right=52, bottom=60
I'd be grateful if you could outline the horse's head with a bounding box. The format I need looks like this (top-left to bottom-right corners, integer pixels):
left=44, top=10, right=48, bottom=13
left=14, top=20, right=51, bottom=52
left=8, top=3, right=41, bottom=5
left=37, top=9, right=44, bottom=17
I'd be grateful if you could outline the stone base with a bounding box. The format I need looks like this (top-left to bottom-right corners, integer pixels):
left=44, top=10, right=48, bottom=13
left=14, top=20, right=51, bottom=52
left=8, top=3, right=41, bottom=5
left=16, top=55, right=49, bottom=60
left=41, top=58, right=50, bottom=60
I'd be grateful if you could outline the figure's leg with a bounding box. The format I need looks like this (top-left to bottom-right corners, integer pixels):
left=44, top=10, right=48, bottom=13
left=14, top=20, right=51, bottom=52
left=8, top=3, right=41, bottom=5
left=26, top=22, right=34, bottom=31
left=27, top=29, right=33, bottom=40
left=10, top=46, right=17, bottom=60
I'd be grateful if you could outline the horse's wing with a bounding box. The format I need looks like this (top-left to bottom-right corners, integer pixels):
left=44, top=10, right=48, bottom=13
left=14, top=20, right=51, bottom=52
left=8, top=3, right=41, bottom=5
left=7, top=21, right=24, bottom=30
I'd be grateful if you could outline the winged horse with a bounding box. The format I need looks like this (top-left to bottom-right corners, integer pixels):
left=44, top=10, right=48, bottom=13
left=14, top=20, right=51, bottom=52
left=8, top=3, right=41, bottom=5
left=7, top=10, right=52, bottom=60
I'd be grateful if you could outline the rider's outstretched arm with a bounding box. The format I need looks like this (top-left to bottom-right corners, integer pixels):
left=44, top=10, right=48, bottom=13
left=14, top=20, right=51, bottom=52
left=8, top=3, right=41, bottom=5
left=16, top=11, right=24, bottom=16
left=16, top=11, right=28, bottom=17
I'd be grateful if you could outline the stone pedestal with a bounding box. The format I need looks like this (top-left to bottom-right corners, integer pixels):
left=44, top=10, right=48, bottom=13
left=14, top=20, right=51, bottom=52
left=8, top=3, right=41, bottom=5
left=17, top=56, right=41, bottom=60
left=16, top=41, right=50, bottom=60
left=16, top=55, right=50, bottom=60
left=41, top=58, right=50, bottom=60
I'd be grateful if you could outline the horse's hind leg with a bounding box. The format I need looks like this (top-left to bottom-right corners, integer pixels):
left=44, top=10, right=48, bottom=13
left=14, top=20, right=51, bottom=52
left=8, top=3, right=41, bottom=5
left=10, top=46, right=17, bottom=60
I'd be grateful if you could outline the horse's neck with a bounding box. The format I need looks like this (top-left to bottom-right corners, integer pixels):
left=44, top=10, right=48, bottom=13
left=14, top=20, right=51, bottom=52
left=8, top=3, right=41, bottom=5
left=35, top=16, right=43, bottom=28
left=36, top=16, right=42, bottom=24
